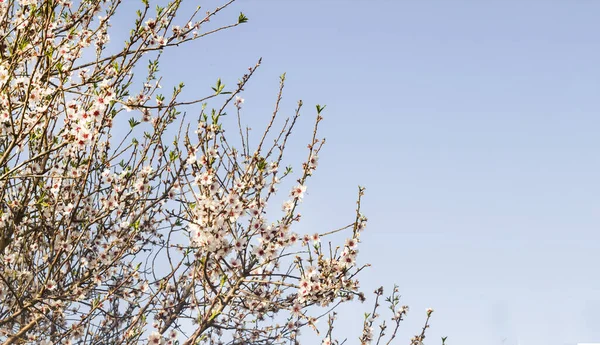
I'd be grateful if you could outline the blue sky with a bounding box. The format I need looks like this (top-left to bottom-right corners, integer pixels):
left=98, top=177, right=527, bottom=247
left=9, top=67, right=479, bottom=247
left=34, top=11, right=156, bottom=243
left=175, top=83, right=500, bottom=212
left=118, top=1, right=600, bottom=344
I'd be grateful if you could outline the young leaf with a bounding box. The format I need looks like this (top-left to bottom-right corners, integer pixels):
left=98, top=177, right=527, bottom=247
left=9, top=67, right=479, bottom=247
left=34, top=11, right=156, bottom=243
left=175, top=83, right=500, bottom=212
left=128, top=117, right=140, bottom=128
left=238, top=12, right=248, bottom=24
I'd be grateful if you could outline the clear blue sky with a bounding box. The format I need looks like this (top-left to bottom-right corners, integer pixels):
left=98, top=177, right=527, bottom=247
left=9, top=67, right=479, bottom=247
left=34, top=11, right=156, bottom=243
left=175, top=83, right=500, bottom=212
left=119, top=1, right=600, bottom=344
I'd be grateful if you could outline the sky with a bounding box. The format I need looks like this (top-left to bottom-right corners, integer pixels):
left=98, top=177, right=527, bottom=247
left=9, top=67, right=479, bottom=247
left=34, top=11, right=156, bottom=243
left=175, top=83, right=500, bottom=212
left=115, top=1, right=600, bottom=344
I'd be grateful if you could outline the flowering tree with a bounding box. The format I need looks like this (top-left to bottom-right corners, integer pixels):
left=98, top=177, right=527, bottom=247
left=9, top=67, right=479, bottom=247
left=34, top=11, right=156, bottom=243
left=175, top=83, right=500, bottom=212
left=0, top=1, right=436, bottom=344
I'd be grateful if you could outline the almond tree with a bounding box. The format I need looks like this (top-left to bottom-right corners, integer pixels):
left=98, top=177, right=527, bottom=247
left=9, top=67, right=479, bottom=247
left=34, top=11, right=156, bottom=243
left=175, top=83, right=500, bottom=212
left=0, top=1, right=435, bottom=344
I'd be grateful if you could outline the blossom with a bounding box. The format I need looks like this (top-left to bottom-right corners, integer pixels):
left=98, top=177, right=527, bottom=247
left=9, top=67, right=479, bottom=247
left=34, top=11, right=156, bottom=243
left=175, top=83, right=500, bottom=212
left=291, top=302, right=302, bottom=317
left=196, top=172, right=213, bottom=186
left=311, top=232, right=320, bottom=243
left=345, top=237, right=358, bottom=250
left=3, top=253, right=15, bottom=264
left=45, top=280, right=57, bottom=291
left=304, top=265, right=318, bottom=277
left=234, top=96, right=244, bottom=108
left=148, top=332, right=163, bottom=345
left=229, top=258, right=240, bottom=267
left=308, top=154, right=319, bottom=169
left=18, top=0, right=36, bottom=6
left=290, top=184, right=307, bottom=200
left=282, top=200, right=294, bottom=212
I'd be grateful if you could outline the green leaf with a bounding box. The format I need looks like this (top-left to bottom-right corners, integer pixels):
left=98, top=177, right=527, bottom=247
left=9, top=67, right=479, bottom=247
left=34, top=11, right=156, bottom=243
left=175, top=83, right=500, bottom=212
left=316, top=104, right=326, bottom=113
left=19, top=38, right=29, bottom=50
left=209, top=309, right=220, bottom=321
left=212, top=78, right=225, bottom=95
left=128, top=117, right=140, bottom=128
left=257, top=158, right=267, bottom=170
left=238, top=12, right=248, bottom=24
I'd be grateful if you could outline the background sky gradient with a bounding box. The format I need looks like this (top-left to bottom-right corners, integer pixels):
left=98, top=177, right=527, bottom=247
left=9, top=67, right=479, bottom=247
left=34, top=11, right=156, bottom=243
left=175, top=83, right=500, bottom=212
left=125, top=1, right=600, bottom=344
